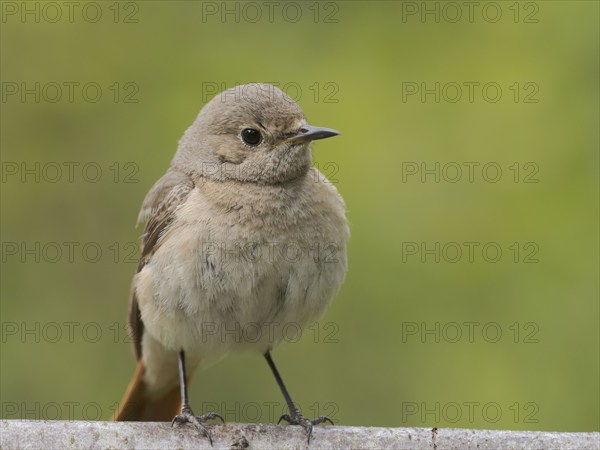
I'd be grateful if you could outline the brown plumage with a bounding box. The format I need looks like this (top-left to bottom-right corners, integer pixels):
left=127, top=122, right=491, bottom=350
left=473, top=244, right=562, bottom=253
left=113, top=84, right=349, bottom=442
left=112, top=361, right=180, bottom=421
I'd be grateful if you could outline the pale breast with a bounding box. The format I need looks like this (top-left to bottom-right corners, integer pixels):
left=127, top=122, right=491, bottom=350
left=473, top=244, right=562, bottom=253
left=135, top=169, right=349, bottom=358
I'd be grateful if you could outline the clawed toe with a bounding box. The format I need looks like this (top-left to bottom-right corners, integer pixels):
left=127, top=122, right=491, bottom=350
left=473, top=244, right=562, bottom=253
left=278, top=409, right=334, bottom=443
left=171, top=408, right=224, bottom=445
left=312, top=416, right=334, bottom=426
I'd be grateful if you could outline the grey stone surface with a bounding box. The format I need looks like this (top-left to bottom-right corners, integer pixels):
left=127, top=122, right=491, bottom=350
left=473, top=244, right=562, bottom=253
left=1, top=420, right=598, bottom=449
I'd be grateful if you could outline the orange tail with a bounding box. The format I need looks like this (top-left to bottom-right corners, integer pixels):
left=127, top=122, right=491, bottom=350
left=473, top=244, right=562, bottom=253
left=112, top=361, right=181, bottom=421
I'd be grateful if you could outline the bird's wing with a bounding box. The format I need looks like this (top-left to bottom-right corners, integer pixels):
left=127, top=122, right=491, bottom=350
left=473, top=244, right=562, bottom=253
left=128, top=169, right=194, bottom=359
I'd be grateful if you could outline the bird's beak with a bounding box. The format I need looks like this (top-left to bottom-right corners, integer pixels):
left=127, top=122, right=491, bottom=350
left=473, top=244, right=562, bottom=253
left=287, top=125, right=340, bottom=144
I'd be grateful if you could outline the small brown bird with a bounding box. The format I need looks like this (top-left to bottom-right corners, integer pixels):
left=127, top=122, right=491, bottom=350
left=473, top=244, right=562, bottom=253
left=113, top=83, right=349, bottom=443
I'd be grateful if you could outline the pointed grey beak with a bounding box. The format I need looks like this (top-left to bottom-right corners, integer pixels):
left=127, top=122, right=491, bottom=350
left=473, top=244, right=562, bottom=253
left=287, top=125, right=340, bottom=144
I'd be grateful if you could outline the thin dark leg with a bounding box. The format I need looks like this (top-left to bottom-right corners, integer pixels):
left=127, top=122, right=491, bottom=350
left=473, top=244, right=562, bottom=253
left=264, top=350, right=296, bottom=413
left=264, top=350, right=333, bottom=443
left=177, top=349, right=191, bottom=412
left=172, top=349, right=224, bottom=445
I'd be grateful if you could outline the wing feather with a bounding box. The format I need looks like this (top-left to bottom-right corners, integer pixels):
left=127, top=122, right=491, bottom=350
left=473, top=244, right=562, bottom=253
left=128, top=170, right=194, bottom=359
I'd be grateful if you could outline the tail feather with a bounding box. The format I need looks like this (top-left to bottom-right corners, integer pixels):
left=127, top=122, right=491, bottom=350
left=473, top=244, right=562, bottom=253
left=112, top=361, right=181, bottom=422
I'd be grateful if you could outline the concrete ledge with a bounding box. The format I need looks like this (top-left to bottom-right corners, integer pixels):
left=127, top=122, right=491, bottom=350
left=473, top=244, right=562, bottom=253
left=1, top=420, right=598, bottom=449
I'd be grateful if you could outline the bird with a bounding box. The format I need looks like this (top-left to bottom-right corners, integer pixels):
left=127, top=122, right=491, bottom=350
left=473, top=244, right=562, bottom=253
left=113, top=83, right=349, bottom=443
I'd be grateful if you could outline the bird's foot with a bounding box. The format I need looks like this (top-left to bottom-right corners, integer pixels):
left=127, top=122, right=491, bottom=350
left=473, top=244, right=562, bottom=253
left=278, top=406, right=333, bottom=443
left=171, top=407, right=224, bottom=445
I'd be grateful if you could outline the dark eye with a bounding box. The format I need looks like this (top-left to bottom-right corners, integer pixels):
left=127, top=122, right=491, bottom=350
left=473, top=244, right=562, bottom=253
left=241, top=128, right=262, bottom=146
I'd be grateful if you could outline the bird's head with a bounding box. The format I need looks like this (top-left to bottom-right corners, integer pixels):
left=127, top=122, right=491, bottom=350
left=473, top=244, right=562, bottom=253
left=173, top=83, right=339, bottom=184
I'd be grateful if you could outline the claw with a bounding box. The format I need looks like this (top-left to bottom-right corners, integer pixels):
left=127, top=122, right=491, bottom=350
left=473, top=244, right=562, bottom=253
left=171, top=409, right=224, bottom=446
left=277, top=414, right=290, bottom=425
left=313, top=416, right=335, bottom=426
left=278, top=408, right=333, bottom=443
left=202, top=412, right=225, bottom=424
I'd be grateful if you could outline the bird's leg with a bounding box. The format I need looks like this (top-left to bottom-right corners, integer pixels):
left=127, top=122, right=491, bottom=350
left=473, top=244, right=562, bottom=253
left=264, top=350, right=333, bottom=443
left=171, top=349, right=224, bottom=444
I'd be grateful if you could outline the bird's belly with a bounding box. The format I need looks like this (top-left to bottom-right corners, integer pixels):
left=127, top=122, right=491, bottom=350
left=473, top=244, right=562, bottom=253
left=135, top=220, right=347, bottom=358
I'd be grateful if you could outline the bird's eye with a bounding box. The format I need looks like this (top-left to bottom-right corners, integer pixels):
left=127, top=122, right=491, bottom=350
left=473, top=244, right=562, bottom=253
left=241, top=128, right=262, bottom=146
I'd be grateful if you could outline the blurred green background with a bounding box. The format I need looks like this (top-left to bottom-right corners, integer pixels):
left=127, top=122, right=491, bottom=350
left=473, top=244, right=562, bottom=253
left=1, top=1, right=598, bottom=432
